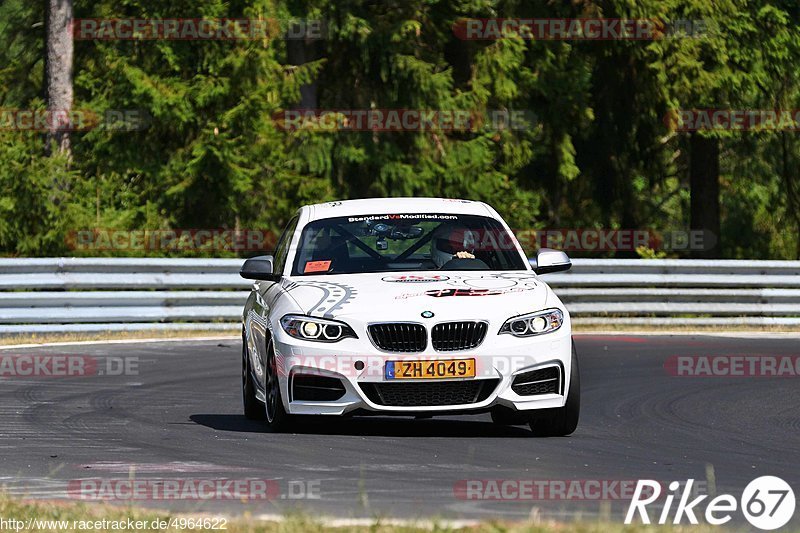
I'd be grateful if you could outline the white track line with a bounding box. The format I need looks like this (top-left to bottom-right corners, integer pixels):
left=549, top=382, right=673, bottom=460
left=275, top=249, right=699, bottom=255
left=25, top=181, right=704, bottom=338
left=575, top=330, right=800, bottom=338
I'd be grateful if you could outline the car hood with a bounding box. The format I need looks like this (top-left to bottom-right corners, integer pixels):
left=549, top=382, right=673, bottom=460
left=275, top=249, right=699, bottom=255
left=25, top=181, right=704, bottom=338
left=281, top=271, right=549, bottom=322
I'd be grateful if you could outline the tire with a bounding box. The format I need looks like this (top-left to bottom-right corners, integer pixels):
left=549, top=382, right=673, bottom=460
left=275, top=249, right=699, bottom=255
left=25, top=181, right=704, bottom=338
left=528, top=341, right=580, bottom=437
left=242, top=335, right=265, bottom=421
left=263, top=338, right=293, bottom=432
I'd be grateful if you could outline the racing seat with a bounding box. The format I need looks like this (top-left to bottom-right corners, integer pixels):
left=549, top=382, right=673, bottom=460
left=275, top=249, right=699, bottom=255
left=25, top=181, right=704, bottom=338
left=311, top=233, right=351, bottom=272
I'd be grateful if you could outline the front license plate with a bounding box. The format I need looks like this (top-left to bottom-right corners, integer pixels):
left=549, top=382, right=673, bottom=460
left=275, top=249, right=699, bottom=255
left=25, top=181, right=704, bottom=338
left=385, top=359, right=476, bottom=380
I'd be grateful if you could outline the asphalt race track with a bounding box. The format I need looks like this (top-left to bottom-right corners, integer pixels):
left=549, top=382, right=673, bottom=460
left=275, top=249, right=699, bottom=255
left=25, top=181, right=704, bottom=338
left=1, top=335, right=798, bottom=524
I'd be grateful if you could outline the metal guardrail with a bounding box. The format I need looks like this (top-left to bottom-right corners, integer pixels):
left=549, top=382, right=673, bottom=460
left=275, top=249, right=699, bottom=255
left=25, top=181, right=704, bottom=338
left=0, top=257, right=798, bottom=333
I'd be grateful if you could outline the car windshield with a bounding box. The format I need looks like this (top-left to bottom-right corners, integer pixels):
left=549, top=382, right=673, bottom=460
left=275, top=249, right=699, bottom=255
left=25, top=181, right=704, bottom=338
left=291, top=213, right=527, bottom=275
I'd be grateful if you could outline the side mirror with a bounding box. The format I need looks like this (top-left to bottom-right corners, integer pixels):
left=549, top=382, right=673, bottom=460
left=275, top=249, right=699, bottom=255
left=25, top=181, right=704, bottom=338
left=240, top=255, right=278, bottom=281
left=530, top=248, right=571, bottom=275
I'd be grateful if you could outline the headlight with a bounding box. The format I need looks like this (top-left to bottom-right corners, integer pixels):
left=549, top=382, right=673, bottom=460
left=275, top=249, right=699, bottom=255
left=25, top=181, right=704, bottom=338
left=280, top=315, right=357, bottom=342
left=499, top=308, right=564, bottom=337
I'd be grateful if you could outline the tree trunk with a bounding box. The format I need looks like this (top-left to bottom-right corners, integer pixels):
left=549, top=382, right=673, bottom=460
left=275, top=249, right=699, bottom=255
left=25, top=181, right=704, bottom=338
left=780, top=132, right=800, bottom=259
left=287, top=32, right=318, bottom=109
left=689, top=133, right=720, bottom=258
left=45, top=0, right=73, bottom=157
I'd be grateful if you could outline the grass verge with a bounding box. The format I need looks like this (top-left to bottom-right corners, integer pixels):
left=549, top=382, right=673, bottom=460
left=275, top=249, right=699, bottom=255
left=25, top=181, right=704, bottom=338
left=0, top=495, right=739, bottom=532
left=0, top=330, right=238, bottom=347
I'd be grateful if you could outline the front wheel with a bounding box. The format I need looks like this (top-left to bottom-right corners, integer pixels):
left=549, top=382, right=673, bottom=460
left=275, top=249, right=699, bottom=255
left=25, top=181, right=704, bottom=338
left=242, top=337, right=265, bottom=421
left=528, top=342, right=580, bottom=437
left=264, top=339, right=293, bottom=432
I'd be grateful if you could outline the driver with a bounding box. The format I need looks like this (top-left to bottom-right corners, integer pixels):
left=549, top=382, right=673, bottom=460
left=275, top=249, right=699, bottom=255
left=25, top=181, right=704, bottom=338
left=430, top=224, right=477, bottom=268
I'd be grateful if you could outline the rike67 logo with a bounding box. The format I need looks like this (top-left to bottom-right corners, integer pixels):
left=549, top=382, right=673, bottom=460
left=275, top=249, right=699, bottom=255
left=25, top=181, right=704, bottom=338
left=625, top=476, right=796, bottom=530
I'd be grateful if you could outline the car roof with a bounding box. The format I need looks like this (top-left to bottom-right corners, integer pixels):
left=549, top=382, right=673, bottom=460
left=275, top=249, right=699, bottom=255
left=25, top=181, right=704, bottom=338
left=303, top=197, right=494, bottom=221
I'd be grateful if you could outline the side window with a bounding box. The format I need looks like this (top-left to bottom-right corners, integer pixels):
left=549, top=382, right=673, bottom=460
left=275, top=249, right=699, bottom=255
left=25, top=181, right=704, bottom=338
left=272, top=216, right=299, bottom=277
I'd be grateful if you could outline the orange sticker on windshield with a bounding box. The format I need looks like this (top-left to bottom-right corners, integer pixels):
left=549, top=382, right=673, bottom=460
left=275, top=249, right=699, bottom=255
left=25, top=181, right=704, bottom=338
left=304, top=260, right=331, bottom=273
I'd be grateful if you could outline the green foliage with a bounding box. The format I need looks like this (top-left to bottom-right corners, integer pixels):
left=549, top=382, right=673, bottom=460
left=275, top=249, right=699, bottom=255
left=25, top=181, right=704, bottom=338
left=1, top=0, right=799, bottom=258
left=0, top=134, right=80, bottom=255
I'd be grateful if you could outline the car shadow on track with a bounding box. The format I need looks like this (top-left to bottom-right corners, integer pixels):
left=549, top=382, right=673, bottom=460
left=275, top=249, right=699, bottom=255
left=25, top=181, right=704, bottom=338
left=189, top=414, right=534, bottom=438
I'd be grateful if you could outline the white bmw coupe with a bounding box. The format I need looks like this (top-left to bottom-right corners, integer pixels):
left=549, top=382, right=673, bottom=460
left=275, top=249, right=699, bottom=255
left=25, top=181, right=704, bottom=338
left=240, top=198, right=579, bottom=436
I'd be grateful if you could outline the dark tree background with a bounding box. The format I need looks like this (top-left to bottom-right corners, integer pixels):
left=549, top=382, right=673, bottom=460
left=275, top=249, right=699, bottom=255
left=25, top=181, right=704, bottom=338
left=1, top=0, right=799, bottom=258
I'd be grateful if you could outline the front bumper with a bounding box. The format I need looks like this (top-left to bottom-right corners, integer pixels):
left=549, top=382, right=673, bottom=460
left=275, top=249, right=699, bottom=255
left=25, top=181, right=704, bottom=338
left=271, top=320, right=574, bottom=416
